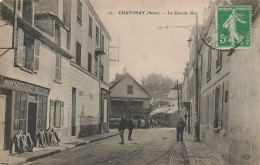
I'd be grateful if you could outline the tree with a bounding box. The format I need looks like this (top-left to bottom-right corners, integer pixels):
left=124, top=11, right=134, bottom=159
left=142, top=73, right=175, bottom=100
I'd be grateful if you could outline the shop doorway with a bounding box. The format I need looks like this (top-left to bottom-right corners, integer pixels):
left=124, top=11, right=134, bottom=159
left=28, top=102, right=37, bottom=145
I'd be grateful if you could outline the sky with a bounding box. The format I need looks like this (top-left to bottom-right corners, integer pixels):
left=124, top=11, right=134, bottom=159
left=89, top=0, right=210, bottom=83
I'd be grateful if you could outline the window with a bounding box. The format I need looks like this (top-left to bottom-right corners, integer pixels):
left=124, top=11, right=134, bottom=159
left=225, top=90, right=228, bottom=103
left=127, top=85, right=133, bottom=94
left=18, top=0, right=21, bottom=11
left=15, top=28, right=41, bottom=72
left=55, top=23, right=60, bottom=46
left=55, top=54, right=61, bottom=82
left=96, top=26, right=99, bottom=46
left=89, top=16, right=92, bottom=38
left=88, top=53, right=92, bottom=72
left=100, top=64, right=104, bottom=81
left=50, top=100, right=64, bottom=128
left=207, top=48, right=211, bottom=81
left=22, top=1, right=32, bottom=24
left=76, top=42, right=81, bottom=65
left=216, top=50, right=222, bottom=71
left=77, top=0, right=82, bottom=25
left=94, top=54, right=98, bottom=77
left=101, top=35, right=104, bottom=50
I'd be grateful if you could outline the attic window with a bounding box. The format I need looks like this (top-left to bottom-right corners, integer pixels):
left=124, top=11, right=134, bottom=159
left=127, top=85, right=133, bottom=94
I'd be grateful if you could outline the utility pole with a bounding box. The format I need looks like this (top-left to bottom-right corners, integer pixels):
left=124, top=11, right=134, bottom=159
left=157, top=13, right=200, bottom=142
left=194, top=13, right=200, bottom=142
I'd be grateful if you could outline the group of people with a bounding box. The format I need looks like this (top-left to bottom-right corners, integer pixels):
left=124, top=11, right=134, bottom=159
left=118, top=115, right=186, bottom=144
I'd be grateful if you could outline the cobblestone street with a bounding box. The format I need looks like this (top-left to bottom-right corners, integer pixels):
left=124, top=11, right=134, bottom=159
left=24, top=128, right=187, bottom=165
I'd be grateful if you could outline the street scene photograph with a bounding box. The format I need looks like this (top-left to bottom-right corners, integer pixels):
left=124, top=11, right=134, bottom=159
left=0, top=0, right=259, bottom=164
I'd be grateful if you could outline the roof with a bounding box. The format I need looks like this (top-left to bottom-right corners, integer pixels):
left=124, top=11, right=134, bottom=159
left=109, top=72, right=151, bottom=97
left=150, top=105, right=178, bottom=116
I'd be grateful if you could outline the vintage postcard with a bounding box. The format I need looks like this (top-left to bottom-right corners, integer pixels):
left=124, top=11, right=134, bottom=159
left=0, top=0, right=259, bottom=165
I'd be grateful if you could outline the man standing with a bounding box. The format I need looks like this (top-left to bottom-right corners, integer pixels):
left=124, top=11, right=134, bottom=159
left=128, top=117, right=134, bottom=140
left=176, top=117, right=186, bottom=142
left=119, top=115, right=127, bottom=144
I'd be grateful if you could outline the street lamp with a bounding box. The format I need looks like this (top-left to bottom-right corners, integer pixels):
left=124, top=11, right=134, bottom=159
left=157, top=13, right=200, bottom=142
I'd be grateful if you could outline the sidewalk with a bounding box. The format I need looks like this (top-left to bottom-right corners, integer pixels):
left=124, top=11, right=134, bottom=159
left=183, top=132, right=230, bottom=165
left=0, top=129, right=119, bottom=165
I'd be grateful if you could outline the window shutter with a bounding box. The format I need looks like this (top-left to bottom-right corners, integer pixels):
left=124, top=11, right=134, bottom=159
left=15, top=27, right=24, bottom=67
left=60, top=102, right=64, bottom=127
left=34, top=39, right=41, bottom=72
left=49, top=100, right=55, bottom=128
left=218, top=85, right=223, bottom=129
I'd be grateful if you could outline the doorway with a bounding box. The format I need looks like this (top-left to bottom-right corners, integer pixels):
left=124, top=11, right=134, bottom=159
left=72, top=88, right=76, bottom=136
left=28, top=102, right=37, bottom=145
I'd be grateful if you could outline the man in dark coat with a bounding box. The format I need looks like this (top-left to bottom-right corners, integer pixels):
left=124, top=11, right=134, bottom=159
left=176, top=117, right=186, bottom=142
left=119, top=115, right=127, bottom=144
left=128, top=117, right=134, bottom=140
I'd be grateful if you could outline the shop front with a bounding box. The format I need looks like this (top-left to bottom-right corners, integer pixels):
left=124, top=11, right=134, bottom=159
left=0, top=75, right=49, bottom=150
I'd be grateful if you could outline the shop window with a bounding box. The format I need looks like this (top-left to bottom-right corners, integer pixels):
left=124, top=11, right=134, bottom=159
left=88, top=53, right=92, bottom=72
left=127, top=85, right=133, bottom=94
left=77, top=0, right=82, bottom=25
left=15, top=28, right=41, bottom=73
left=89, top=16, right=92, bottom=38
left=96, top=26, right=99, bottom=46
left=55, top=54, right=62, bottom=82
left=76, top=42, right=81, bottom=65
left=50, top=100, right=64, bottom=128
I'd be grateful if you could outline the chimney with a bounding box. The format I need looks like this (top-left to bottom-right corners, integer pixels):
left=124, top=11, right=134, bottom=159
left=115, top=73, right=120, bottom=80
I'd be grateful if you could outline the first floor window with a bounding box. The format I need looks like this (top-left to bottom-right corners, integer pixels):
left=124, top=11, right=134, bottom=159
left=15, top=28, right=41, bottom=72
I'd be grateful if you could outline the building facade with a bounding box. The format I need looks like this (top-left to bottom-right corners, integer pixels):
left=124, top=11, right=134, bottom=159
left=109, top=72, right=151, bottom=121
left=182, top=0, right=260, bottom=164
left=0, top=0, right=110, bottom=150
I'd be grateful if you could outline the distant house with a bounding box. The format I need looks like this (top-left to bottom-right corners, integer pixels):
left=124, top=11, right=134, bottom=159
left=150, top=86, right=181, bottom=127
left=109, top=72, right=151, bottom=122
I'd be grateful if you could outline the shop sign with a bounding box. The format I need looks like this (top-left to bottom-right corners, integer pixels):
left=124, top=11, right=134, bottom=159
left=0, top=76, right=49, bottom=96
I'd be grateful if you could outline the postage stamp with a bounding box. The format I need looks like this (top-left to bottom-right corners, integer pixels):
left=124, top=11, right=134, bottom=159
left=216, top=6, right=251, bottom=49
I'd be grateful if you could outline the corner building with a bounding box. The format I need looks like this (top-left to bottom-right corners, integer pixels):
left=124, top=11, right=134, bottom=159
left=0, top=0, right=111, bottom=151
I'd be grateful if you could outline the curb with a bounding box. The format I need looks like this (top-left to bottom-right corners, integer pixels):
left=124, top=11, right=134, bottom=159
left=23, top=133, right=119, bottom=164
left=89, top=133, right=119, bottom=143
left=26, top=149, right=61, bottom=162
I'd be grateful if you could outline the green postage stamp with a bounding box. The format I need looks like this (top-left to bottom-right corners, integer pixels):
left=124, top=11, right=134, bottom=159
left=216, top=6, right=251, bottom=49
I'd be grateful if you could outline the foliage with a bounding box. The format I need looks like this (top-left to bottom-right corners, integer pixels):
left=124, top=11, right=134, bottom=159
left=141, top=73, right=175, bottom=100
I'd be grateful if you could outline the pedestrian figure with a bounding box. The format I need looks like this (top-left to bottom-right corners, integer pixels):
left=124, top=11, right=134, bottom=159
left=176, top=117, right=186, bottom=142
left=128, top=116, right=134, bottom=140
left=119, top=115, right=127, bottom=144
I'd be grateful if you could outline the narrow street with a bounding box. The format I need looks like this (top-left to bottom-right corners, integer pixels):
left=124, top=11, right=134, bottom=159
left=25, top=128, right=187, bottom=165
